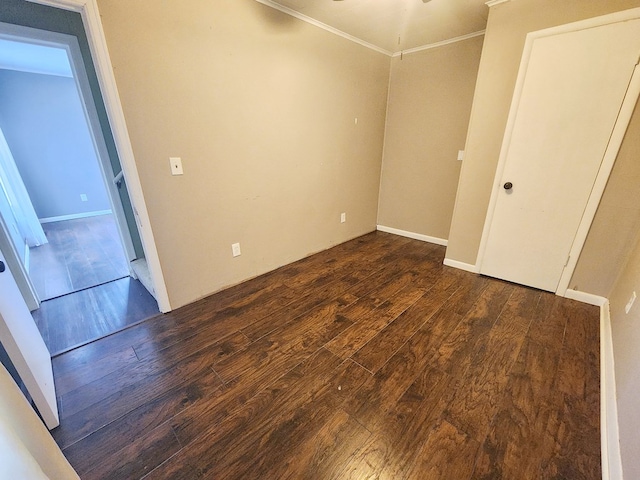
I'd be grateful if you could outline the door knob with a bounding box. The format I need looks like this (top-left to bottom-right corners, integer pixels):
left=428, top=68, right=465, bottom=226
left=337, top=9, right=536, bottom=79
left=0, top=261, right=5, bottom=273
left=503, top=182, right=513, bottom=190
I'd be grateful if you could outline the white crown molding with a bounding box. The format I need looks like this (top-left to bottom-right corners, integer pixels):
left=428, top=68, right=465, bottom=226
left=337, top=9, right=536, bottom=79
left=392, top=30, right=486, bottom=58
left=255, top=0, right=394, bottom=56
left=485, top=0, right=511, bottom=7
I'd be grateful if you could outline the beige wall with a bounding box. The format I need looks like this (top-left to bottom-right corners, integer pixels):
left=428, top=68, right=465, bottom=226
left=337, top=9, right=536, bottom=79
left=571, top=99, right=640, bottom=296
left=377, top=36, right=483, bottom=241
left=445, top=0, right=640, bottom=266
left=97, top=0, right=390, bottom=308
left=608, top=232, right=640, bottom=478
left=0, top=364, right=78, bottom=479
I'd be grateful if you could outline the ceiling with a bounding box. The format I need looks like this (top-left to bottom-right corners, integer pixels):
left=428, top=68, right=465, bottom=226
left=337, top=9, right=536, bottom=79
left=0, top=39, right=72, bottom=77
left=259, top=0, right=490, bottom=55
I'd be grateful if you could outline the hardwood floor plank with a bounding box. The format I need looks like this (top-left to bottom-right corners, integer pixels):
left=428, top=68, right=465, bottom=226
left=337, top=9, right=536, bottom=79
left=214, top=301, right=353, bottom=383
left=170, top=347, right=343, bottom=448
left=556, top=300, right=600, bottom=402
left=59, top=330, right=248, bottom=419
left=355, top=367, right=459, bottom=479
left=146, top=351, right=368, bottom=479
left=470, top=293, right=563, bottom=479
left=540, top=393, right=601, bottom=479
left=198, top=360, right=371, bottom=479
left=132, top=282, right=298, bottom=360
left=433, top=278, right=515, bottom=377
left=324, top=284, right=426, bottom=360
left=275, top=409, right=372, bottom=480
left=444, top=287, right=541, bottom=441
left=238, top=275, right=362, bottom=343
left=62, top=370, right=221, bottom=476
left=405, top=419, right=480, bottom=480
left=337, top=433, right=391, bottom=480
left=350, top=269, right=461, bottom=373
left=81, top=422, right=181, bottom=480
left=53, top=347, right=224, bottom=448
left=53, top=345, right=139, bottom=396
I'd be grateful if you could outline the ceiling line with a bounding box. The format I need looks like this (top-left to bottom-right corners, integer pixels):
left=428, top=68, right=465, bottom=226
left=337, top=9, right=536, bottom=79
left=391, top=30, right=486, bottom=58
left=255, top=0, right=394, bottom=56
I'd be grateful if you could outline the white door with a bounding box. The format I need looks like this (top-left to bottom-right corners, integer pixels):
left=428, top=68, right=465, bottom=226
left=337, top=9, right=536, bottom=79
left=0, top=250, right=58, bottom=429
left=480, top=19, right=640, bottom=292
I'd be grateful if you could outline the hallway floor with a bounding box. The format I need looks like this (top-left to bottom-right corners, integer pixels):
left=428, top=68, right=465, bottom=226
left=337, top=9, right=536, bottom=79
left=28, top=214, right=159, bottom=355
left=29, top=214, right=129, bottom=301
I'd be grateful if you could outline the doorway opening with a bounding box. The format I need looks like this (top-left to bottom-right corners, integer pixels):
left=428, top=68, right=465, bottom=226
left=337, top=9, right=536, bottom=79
left=0, top=26, right=160, bottom=355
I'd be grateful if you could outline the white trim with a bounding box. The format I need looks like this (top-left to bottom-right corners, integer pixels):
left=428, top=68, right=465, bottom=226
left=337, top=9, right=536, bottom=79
left=38, top=210, right=112, bottom=224
left=563, top=289, right=607, bottom=307
left=600, top=300, right=624, bottom=480
left=377, top=225, right=447, bottom=246
left=27, top=0, right=172, bottom=313
left=23, top=242, right=30, bottom=274
left=254, top=0, right=393, bottom=56
left=476, top=8, right=640, bottom=296
left=443, top=257, right=480, bottom=273
left=485, top=0, right=511, bottom=7
left=392, top=30, right=486, bottom=58
left=256, top=0, right=484, bottom=58
left=557, top=63, right=640, bottom=296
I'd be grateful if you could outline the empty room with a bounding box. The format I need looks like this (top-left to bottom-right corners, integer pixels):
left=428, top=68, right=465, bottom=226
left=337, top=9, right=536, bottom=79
left=2, top=0, right=640, bottom=479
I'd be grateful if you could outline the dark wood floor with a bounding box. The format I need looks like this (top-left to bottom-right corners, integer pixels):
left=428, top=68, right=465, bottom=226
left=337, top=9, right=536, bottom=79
left=50, top=232, right=600, bottom=479
left=30, top=215, right=129, bottom=301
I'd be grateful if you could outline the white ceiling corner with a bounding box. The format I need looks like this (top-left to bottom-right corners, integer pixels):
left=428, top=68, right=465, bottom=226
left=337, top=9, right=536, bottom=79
left=257, top=0, right=490, bottom=55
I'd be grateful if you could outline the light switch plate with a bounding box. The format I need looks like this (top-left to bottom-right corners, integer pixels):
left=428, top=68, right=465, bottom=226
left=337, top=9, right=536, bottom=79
left=170, top=157, right=184, bottom=175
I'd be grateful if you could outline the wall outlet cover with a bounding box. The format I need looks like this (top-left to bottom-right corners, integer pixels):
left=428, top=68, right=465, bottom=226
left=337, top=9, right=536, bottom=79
left=340, top=213, right=346, bottom=223
left=232, top=243, right=241, bottom=257
left=170, top=157, right=184, bottom=175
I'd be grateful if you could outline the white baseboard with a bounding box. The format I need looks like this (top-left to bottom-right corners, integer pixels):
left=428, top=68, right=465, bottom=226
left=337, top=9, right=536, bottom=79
left=563, top=288, right=608, bottom=307
left=376, top=225, right=448, bottom=246
left=600, top=300, right=623, bottom=480
left=39, top=210, right=112, bottom=224
left=442, top=257, right=480, bottom=273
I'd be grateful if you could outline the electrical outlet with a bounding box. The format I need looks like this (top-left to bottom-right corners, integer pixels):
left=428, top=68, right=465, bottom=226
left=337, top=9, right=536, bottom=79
left=340, top=212, right=346, bottom=223
left=457, top=150, right=465, bottom=161
left=170, top=157, right=184, bottom=175
left=231, top=243, right=241, bottom=257
left=80, top=194, right=88, bottom=202
left=625, top=291, right=637, bottom=314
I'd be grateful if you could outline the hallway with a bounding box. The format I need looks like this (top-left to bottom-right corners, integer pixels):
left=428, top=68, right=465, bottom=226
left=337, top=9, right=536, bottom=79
left=28, top=214, right=159, bottom=355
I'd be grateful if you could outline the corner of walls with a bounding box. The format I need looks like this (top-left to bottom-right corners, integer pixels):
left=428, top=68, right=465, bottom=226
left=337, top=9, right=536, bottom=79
left=600, top=299, right=624, bottom=480
left=563, top=290, right=622, bottom=480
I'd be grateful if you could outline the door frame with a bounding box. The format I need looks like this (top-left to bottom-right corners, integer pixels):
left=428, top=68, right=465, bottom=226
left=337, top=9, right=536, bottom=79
left=0, top=22, right=138, bottom=301
left=26, top=0, right=171, bottom=312
left=476, top=7, right=640, bottom=297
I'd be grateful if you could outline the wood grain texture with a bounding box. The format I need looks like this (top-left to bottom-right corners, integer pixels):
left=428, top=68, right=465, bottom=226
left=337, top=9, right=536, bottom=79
left=49, top=232, right=600, bottom=479
left=33, top=276, right=159, bottom=356
left=29, top=215, right=129, bottom=301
